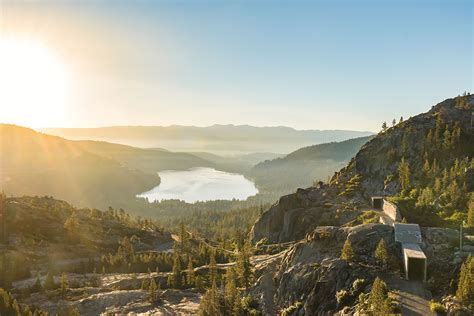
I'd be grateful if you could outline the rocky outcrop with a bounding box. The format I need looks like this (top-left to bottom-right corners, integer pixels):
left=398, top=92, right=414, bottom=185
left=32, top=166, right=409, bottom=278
left=251, top=224, right=396, bottom=314
left=250, top=186, right=365, bottom=244
left=250, top=223, right=463, bottom=315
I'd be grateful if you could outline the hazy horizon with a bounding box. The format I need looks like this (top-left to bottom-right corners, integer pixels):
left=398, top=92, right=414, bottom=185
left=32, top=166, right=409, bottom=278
left=39, top=123, right=375, bottom=133
left=1, top=0, right=472, bottom=131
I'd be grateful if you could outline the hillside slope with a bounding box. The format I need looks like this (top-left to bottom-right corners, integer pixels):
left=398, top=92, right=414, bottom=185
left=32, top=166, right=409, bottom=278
left=76, top=140, right=214, bottom=173
left=0, top=195, right=172, bottom=283
left=247, top=136, right=372, bottom=197
left=0, top=125, right=160, bottom=208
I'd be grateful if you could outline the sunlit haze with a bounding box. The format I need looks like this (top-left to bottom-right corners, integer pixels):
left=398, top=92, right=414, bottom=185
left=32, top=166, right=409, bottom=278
left=0, top=0, right=472, bottom=130
left=0, top=37, right=70, bottom=127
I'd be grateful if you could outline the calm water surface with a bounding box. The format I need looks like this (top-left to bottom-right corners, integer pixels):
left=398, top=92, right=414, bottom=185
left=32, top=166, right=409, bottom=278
left=138, top=167, right=258, bottom=203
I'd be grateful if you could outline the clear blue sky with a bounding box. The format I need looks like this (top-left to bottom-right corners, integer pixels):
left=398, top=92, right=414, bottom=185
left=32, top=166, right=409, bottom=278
left=1, top=0, right=472, bottom=131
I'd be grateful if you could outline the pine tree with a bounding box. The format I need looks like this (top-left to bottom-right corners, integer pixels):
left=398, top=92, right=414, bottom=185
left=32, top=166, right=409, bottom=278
left=452, top=122, right=462, bottom=148
left=64, top=212, right=79, bottom=242
left=149, top=278, right=159, bottom=303
left=422, top=158, right=431, bottom=185
left=368, top=277, right=391, bottom=315
left=375, top=239, right=389, bottom=266
left=179, top=222, right=188, bottom=255
left=399, top=116, right=404, bottom=123
left=468, top=195, right=474, bottom=228
left=392, top=119, right=396, bottom=127
left=435, top=114, right=444, bottom=147
left=209, top=250, right=217, bottom=284
left=44, top=271, right=56, bottom=291
left=456, top=256, right=474, bottom=306
left=425, top=129, right=434, bottom=153
left=381, top=122, right=388, bottom=133
left=340, top=238, right=355, bottom=262
left=171, top=254, right=182, bottom=289
left=443, top=127, right=452, bottom=150
left=186, top=256, right=195, bottom=287
left=225, top=267, right=239, bottom=312
left=236, top=241, right=251, bottom=288
left=398, top=157, right=411, bottom=193
left=60, top=273, right=69, bottom=294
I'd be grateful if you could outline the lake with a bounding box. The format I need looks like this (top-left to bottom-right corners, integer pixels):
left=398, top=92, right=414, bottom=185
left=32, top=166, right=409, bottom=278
left=137, top=167, right=258, bottom=203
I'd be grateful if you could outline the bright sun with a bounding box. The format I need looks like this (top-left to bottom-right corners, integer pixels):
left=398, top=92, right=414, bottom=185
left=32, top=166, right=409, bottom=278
left=0, top=37, right=69, bottom=128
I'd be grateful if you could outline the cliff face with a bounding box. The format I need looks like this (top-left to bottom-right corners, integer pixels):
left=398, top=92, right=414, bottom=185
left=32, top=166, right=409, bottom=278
left=250, top=185, right=364, bottom=244
left=250, top=95, right=474, bottom=244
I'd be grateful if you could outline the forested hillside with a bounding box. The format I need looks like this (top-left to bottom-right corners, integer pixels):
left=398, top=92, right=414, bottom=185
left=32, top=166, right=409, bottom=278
left=76, top=140, right=214, bottom=173
left=333, top=94, right=474, bottom=227
left=0, top=125, right=160, bottom=208
left=247, top=136, right=372, bottom=197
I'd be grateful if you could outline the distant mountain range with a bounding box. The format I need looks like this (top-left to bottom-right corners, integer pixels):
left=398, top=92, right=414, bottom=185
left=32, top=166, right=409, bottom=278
left=41, top=125, right=374, bottom=154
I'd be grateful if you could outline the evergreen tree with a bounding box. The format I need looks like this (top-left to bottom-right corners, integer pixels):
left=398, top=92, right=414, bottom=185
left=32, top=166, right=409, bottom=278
left=225, top=267, right=239, bottom=312
left=209, top=250, right=217, bottom=284
left=179, top=222, right=188, bottom=255
left=171, top=254, right=182, bottom=289
left=456, top=256, right=474, bottom=306
left=340, top=239, right=355, bottom=262
left=60, top=273, right=69, bottom=294
left=149, top=278, right=159, bottom=303
left=392, top=119, right=396, bottom=127
left=375, top=239, right=389, bottom=266
left=198, top=278, right=222, bottom=316
left=236, top=241, right=251, bottom=288
left=443, top=127, right=452, bottom=150
left=468, top=195, right=474, bottom=228
left=368, top=277, right=391, bottom=315
left=416, top=187, right=434, bottom=209
left=452, top=122, right=462, bottom=148
left=44, top=271, right=56, bottom=291
left=425, top=129, right=434, bottom=153
left=64, top=212, right=80, bottom=242
left=398, top=157, right=411, bottom=193
left=381, top=122, right=388, bottom=133
left=186, top=256, right=195, bottom=287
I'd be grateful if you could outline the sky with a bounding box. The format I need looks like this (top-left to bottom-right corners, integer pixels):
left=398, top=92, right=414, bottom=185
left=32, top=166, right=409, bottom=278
left=0, top=0, right=472, bottom=131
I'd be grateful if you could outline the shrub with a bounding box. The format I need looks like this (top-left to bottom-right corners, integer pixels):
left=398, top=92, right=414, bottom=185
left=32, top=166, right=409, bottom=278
left=281, top=301, right=302, bottom=316
left=352, top=278, right=365, bottom=293
left=336, top=289, right=350, bottom=306
left=429, top=301, right=447, bottom=314
left=242, top=295, right=259, bottom=311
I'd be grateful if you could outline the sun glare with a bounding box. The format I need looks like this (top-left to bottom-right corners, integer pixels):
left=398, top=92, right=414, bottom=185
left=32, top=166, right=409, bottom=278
left=0, top=37, right=69, bottom=128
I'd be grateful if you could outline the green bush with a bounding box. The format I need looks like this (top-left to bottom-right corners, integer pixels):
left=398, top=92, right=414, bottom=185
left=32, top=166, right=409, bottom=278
left=336, top=289, right=350, bottom=306
left=281, top=301, right=302, bottom=316
left=352, top=278, right=365, bottom=293
left=429, top=301, right=447, bottom=314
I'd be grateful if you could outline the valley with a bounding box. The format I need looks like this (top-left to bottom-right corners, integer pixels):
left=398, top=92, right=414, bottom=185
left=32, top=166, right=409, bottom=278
left=1, top=95, right=473, bottom=315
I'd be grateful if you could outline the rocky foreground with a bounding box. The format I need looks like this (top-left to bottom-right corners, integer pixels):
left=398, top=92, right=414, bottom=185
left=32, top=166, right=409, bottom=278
left=13, top=272, right=200, bottom=315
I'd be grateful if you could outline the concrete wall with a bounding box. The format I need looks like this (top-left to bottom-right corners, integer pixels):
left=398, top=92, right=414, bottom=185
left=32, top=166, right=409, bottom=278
left=383, top=199, right=401, bottom=223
